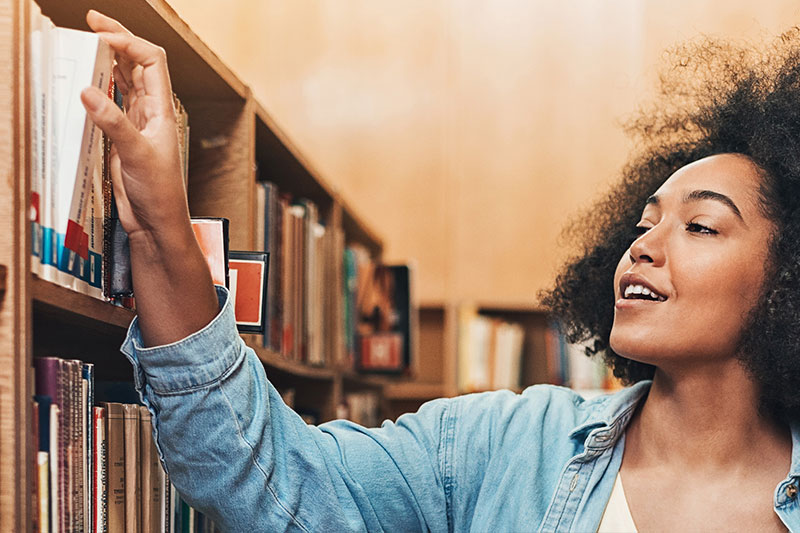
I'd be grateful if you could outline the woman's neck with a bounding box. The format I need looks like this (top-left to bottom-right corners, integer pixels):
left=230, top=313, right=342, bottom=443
left=626, top=360, right=791, bottom=472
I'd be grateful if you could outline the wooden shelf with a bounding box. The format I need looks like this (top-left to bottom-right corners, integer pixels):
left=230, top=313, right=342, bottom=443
left=474, top=301, right=547, bottom=313
left=379, top=380, right=445, bottom=401
left=35, top=0, right=247, bottom=102
left=32, top=277, right=135, bottom=330
left=340, top=371, right=385, bottom=390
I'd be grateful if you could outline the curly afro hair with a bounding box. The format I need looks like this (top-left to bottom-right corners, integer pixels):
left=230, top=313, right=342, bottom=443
left=540, top=30, right=800, bottom=424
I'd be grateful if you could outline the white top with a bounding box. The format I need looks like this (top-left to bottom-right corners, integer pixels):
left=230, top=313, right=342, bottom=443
left=597, top=471, right=638, bottom=533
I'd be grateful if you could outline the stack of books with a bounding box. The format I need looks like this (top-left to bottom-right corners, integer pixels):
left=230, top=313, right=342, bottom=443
left=456, top=306, right=526, bottom=394
left=28, top=4, right=190, bottom=308
left=32, top=356, right=218, bottom=532
left=544, top=323, right=621, bottom=392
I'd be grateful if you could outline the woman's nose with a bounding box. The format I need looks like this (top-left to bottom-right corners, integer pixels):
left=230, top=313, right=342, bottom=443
left=629, top=228, right=664, bottom=265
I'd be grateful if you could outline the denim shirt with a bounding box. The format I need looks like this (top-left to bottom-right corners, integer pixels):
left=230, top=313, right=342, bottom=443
left=121, top=287, right=800, bottom=532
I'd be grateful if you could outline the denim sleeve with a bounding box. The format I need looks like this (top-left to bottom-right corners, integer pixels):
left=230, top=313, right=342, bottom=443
left=121, top=286, right=453, bottom=532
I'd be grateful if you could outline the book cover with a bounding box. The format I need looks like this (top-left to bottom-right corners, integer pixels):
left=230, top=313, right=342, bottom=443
left=122, top=404, right=140, bottom=533
left=357, top=264, right=414, bottom=373
left=101, top=402, right=125, bottom=532
left=52, top=27, right=112, bottom=263
left=228, top=251, right=269, bottom=334
left=190, top=217, right=230, bottom=287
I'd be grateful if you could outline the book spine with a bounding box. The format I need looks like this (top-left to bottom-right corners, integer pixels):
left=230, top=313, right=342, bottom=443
left=102, top=402, right=125, bottom=532
left=68, top=360, right=84, bottom=531
left=122, top=404, right=140, bottom=533
left=93, top=407, right=107, bottom=533
left=49, top=404, right=60, bottom=533
left=32, top=400, right=40, bottom=533
left=38, top=451, right=49, bottom=533
left=138, top=406, right=152, bottom=533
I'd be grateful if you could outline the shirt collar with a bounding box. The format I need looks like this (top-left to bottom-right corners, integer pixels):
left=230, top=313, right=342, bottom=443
left=568, top=380, right=652, bottom=443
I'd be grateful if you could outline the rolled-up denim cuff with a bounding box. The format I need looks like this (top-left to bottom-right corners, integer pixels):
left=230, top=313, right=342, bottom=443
left=120, top=285, right=244, bottom=394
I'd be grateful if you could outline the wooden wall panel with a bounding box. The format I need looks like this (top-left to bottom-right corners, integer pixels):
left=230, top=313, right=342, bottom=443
left=164, top=0, right=800, bottom=306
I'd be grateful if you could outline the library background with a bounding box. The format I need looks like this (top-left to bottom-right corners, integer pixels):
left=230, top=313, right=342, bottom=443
left=1, top=0, right=797, bottom=531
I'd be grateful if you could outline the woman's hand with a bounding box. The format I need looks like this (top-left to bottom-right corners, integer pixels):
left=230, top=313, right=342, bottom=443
left=80, top=9, right=188, bottom=240
left=80, top=10, right=218, bottom=347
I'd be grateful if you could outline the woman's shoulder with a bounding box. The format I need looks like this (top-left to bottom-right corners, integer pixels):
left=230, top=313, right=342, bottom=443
left=445, top=382, right=650, bottom=442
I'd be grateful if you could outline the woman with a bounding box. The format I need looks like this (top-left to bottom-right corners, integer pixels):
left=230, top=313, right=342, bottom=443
left=81, top=10, right=800, bottom=531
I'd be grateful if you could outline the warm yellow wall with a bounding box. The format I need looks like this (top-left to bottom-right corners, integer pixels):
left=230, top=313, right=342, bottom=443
left=166, top=0, right=800, bottom=306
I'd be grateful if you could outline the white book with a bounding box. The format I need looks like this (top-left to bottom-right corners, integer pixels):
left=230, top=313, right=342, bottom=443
left=37, top=451, right=49, bottom=533
left=492, top=322, right=524, bottom=390
left=38, top=13, right=59, bottom=284
left=49, top=404, right=60, bottom=533
left=50, top=26, right=112, bottom=289
left=29, top=3, right=43, bottom=277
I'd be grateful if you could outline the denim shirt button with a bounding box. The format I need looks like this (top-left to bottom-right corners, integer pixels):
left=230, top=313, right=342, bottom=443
left=786, top=484, right=798, bottom=500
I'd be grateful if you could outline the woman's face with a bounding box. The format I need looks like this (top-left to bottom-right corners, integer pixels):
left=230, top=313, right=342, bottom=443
left=609, top=153, right=775, bottom=367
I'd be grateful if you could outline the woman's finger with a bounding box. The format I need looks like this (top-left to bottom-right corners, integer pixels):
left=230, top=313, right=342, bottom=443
left=94, top=31, right=172, bottom=105
left=86, top=10, right=133, bottom=37
left=81, top=86, right=148, bottom=165
left=131, top=64, right=146, bottom=98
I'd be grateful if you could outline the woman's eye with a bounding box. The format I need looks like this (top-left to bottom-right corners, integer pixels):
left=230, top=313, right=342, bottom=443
left=686, top=222, right=718, bottom=235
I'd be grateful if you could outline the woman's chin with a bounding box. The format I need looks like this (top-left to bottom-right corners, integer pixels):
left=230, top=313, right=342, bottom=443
left=608, top=330, right=658, bottom=362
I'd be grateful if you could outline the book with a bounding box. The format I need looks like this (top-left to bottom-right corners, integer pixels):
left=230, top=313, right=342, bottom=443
left=228, top=251, right=269, bottom=334
left=51, top=27, right=112, bottom=285
left=122, top=403, right=140, bottom=533
left=357, top=265, right=414, bottom=373
left=138, top=405, right=156, bottom=533
left=33, top=357, right=66, bottom=530
left=49, top=404, right=60, bottom=533
left=82, top=362, right=95, bottom=529
left=101, top=402, right=125, bottom=532
left=93, top=406, right=107, bottom=533
left=37, top=451, right=49, bottom=533
left=191, top=217, right=230, bottom=287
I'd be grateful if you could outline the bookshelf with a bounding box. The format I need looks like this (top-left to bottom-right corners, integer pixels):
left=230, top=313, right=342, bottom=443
left=0, top=0, right=395, bottom=528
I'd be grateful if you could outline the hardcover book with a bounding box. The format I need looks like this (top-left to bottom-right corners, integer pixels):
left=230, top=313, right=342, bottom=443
left=228, top=251, right=269, bottom=334
left=101, top=402, right=125, bottom=532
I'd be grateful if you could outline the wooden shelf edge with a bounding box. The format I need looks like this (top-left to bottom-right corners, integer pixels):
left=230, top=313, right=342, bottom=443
left=32, top=277, right=135, bottom=329
left=146, top=0, right=248, bottom=99
left=381, top=380, right=445, bottom=401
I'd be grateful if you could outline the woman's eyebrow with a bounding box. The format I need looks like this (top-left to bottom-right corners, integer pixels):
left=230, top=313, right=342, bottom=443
left=644, top=190, right=743, bottom=220
left=684, top=189, right=743, bottom=220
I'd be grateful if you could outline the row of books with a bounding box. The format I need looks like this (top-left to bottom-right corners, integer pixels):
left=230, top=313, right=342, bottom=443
left=28, top=3, right=189, bottom=305
left=254, top=183, right=343, bottom=365
left=456, top=306, right=526, bottom=393
left=544, top=323, right=620, bottom=392
left=32, top=356, right=217, bottom=533
left=253, top=182, right=415, bottom=373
